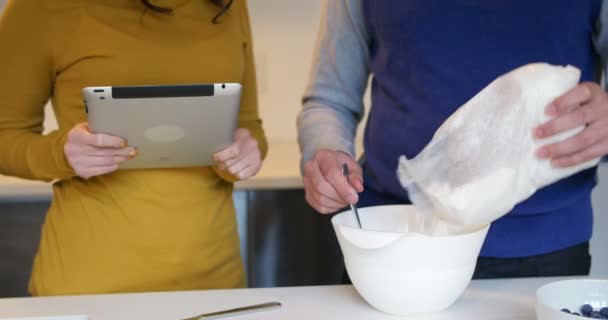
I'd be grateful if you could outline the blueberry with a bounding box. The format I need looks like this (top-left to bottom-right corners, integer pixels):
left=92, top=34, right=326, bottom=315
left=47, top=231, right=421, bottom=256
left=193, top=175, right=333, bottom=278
left=582, top=304, right=594, bottom=316
left=591, top=311, right=601, bottom=318
left=600, top=307, right=608, bottom=318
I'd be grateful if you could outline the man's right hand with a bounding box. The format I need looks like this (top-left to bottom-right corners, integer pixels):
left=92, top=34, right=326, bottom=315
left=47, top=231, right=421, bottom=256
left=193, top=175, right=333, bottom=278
left=64, top=122, right=137, bottom=179
left=303, top=149, right=364, bottom=214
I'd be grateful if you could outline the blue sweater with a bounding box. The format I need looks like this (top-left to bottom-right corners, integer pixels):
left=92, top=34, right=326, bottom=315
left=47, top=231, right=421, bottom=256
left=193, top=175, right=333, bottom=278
left=298, top=0, right=607, bottom=258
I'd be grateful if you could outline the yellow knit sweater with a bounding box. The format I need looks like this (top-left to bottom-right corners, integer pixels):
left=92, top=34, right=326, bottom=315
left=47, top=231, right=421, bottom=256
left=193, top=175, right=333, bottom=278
left=0, top=0, right=267, bottom=295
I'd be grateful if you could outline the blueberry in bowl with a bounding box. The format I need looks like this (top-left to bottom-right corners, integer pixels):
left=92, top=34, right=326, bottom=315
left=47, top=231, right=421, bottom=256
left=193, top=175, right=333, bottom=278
left=536, top=279, right=608, bottom=320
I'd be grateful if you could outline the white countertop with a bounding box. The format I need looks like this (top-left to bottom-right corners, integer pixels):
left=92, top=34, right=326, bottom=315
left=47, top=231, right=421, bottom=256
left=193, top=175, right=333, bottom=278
left=0, top=277, right=590, bottom=320
left=0, top=141, right=305, bottom=201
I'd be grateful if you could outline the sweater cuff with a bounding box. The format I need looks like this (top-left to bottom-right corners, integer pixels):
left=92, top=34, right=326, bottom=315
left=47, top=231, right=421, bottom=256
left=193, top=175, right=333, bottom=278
left=49, top=130, right=77, bottom=181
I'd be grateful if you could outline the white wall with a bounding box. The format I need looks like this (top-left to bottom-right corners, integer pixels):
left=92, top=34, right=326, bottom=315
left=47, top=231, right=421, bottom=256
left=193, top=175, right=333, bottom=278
left=249, top=0, right=323, bottom=142
left=248, top=0, right=369, bottom=146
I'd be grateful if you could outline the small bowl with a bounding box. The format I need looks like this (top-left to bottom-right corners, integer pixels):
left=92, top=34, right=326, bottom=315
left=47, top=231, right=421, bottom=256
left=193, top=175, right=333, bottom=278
left=536, top=279, right=608, bottom=320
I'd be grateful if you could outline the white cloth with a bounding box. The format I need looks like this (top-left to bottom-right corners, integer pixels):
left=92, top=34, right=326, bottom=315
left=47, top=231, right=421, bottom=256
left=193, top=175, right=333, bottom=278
left=397, top=63, right=601, bottom=230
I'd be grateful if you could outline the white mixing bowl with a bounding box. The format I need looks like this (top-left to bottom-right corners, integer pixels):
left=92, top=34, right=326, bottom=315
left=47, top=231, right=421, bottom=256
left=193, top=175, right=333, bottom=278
left=332, top=205, right=489, bottom=316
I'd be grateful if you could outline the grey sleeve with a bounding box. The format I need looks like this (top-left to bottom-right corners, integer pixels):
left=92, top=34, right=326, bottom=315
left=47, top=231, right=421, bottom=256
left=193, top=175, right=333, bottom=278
left=296, top=0, right=370, bottom=171
left=594, top=0, right=608, bottom=88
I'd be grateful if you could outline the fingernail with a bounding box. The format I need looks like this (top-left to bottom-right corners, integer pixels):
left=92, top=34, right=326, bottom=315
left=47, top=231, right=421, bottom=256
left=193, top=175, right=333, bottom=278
left=348, top=189, right=359, bottom=203
left=534, top=127, right=544, bottom=138
left=546, top=104, right=557, bottom=116
left=355, top=181, right=364, bottom=193
left=128, top=150, right=138, bottom=159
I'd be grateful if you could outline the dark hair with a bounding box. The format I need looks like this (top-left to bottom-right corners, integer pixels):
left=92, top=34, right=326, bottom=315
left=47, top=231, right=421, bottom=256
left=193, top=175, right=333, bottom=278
left=141, top=0, right=234, bottom=24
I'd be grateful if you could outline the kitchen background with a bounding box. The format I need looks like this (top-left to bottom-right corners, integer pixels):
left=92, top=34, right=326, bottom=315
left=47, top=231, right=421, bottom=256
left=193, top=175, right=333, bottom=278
left=0, top=0, right=606, bottom=298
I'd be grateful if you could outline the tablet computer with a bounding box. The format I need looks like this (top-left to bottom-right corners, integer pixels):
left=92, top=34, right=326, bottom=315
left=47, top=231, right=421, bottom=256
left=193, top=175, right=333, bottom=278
left=83, top=83, right=241, bottom=169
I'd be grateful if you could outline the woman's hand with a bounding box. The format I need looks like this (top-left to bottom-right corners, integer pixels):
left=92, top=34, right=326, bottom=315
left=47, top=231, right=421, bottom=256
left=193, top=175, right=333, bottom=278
left=64, top=122, right=137, bottom=179
left=213, top=128, right=262, bottom=180
left=534, top=82, right=608, bottom=167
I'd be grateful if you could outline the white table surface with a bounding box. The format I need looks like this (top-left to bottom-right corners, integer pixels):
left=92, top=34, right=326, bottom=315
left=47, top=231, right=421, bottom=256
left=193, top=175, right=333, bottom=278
left=0, top=277, right=595, bottom=320
left=0, top=142, right=305, bottom=201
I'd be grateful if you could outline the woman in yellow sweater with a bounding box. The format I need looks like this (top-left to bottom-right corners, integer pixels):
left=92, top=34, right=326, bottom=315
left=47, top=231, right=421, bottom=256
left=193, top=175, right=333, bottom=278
left=0, top=0, right=267, bottom=295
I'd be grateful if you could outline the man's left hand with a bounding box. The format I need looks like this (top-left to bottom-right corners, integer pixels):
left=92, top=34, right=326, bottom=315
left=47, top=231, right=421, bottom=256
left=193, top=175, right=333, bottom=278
left=534, top=82, right=608, bottom=167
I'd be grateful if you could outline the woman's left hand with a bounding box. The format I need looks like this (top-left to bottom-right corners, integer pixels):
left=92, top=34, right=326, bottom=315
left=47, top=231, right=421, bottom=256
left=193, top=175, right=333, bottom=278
left=213, top=128, right=262, bottom=180
left=534, top=82, right=608, bottom=167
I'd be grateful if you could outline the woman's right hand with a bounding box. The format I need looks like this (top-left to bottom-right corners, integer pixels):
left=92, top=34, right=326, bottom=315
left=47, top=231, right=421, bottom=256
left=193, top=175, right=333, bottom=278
left=64, top=122, right=137, bottom=179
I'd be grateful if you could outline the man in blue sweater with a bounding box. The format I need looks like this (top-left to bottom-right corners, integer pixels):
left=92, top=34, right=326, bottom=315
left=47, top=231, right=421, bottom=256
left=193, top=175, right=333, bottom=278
left=298, top=0, right=608, bottom=278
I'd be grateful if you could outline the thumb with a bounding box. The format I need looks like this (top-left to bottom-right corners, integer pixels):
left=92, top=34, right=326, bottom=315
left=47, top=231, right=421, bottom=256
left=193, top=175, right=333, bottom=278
left=68, top=122, right=91, bottom=142
left=234, top=128, right=251, bottom=141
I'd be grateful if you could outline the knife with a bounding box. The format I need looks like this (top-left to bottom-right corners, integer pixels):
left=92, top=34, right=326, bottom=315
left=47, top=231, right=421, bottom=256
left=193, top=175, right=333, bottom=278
left=180, top=302, right=281, bottom=320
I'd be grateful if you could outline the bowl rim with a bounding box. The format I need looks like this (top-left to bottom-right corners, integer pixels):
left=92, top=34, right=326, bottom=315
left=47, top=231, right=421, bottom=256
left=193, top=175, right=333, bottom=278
left=536, top=278, right=608, bottom=310
left=332, top=205, right=489, bottom=239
